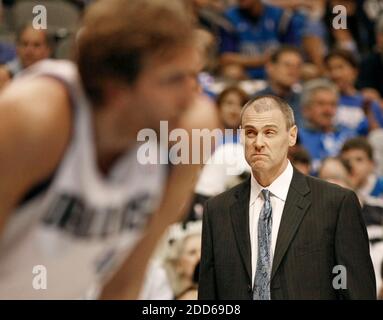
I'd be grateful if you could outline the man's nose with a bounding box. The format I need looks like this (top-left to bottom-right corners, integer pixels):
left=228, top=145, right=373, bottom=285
left=253, top=134, right=265, bottom=149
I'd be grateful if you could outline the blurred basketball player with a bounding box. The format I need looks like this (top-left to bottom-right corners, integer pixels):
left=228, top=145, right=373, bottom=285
left=0, top=0, right=217, bottom=299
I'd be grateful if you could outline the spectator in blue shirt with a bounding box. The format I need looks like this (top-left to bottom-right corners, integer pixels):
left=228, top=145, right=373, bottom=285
left=340, top=137, right=383, bottom=233
left=218, top=0, right=308, bottom=79
left=298, top=78, right=356, bottom=174
left=255, top=45, right=303, bottom=127
left=325, top=48, right=383, bottom=136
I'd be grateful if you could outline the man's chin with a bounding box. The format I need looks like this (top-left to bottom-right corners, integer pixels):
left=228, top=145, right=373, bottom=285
left=250, top=159, right=268, bottom=169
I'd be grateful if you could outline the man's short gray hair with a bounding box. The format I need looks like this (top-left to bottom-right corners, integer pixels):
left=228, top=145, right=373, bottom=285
left=240, top=94, right=295, bottom=129
left=300, top=78, right=338, bottom=109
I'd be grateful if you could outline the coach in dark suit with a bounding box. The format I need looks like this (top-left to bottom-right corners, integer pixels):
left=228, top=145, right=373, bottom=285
left=198, top=95, right=376, bottom=300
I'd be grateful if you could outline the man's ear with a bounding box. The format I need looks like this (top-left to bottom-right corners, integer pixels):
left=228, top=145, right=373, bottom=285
left=288, top=125, right=298, bottom=147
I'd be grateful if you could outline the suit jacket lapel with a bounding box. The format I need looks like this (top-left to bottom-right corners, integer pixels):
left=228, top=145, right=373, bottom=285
left=230, top=179, right=252, bottom=282
left=271, top=169, right=311, bottom=281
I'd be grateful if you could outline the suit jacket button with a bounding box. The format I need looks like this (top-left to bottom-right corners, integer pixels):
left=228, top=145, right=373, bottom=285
left=247, top=285, right=252, bottom=292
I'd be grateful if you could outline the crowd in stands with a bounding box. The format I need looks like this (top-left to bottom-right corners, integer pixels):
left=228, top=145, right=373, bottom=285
left=1, top=0, right=383, bottom=300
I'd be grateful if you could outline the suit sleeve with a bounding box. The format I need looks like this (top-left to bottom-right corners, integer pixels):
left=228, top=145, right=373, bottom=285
left=198, top=200, right=217, bottom=300
left=335, top=190, right=377, bottom=299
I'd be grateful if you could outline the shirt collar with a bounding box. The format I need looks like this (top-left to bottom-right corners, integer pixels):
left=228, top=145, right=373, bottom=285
left=250, top=161, right=294, bottom=205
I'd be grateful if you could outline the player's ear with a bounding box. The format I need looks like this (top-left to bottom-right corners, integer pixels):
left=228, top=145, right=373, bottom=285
left=288, top=125, right=297, bottom=147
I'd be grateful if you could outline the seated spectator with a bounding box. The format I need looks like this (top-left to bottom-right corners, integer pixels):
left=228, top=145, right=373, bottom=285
left=0, top=25, right=52, bottom=89
left=269, top=0, right=328, bottom=78
left=319, top=151, right=383, bottom=243
left=357, top=12, right=383, bottom=105
left=318, top=156, right=353, bottom=189
left=340, top=137, right=383, bottom=199
left=340, top=137, right=383, bottom=236
left=325, top=48, right=383, bottom=135
left=216, top=85, right=249, bottom=145
left=288, top=143, right=311, bottom=175
left=218, top=0, right=310, bottom=80
left=255, top=45, right=304, bottom=126
left=162, top=221, right=202, bottom=300
left=177, top=261, right=200, bottom=300
left=298, top=79, right=356, bottom=174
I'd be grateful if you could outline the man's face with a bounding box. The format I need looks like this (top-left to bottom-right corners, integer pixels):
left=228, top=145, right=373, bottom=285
left=267, top=52, right=303, bottom=89
left=219, top=91, right=243, bottom=129
left=341, top=149, right=374, bottom=188
left=127, top=45, right=202, bottom=132
left=326, top=56, right=357, bottom=92
left=17, top=27, right=51, bottom=68
left=242, top=102, right=297, bottom=177
left=303, top=89, right=338, bottom=131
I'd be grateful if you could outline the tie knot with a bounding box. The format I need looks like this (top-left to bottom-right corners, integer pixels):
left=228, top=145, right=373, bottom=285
left=261, top=189, right=270, bottom=202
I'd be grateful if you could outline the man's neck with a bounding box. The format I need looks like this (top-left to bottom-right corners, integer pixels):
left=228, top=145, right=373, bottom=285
left=252, top=160, right=289, bottom=187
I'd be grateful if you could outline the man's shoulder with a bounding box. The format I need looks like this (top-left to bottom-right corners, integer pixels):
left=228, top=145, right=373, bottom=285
left=19, top=59, right=79, bottom=84
left=206, top=179, right=249, bottom=210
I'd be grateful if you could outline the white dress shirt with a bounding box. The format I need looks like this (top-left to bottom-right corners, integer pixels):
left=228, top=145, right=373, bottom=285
left=249, top=161, right=294, bottom=285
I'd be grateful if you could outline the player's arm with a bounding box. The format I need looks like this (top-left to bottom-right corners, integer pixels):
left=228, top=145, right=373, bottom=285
left=100, top=94, right=220, bottom=299
left=0, top=77, right=71, bottom=233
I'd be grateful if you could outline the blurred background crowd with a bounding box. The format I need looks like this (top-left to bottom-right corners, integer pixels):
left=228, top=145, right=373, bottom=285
left=1, top=0, right=383, bottom=300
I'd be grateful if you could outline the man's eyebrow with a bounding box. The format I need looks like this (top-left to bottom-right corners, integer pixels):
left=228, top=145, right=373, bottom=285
left=263, top=125, right=278, bottom=129
left=242, top=124, right=278, bottom=129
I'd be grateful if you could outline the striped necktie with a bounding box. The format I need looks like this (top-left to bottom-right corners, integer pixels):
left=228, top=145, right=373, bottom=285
left=253, top=189, right=273, bottom=300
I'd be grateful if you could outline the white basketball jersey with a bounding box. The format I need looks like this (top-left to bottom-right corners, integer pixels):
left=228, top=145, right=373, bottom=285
left=0, top=60, right=168, bottom=299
